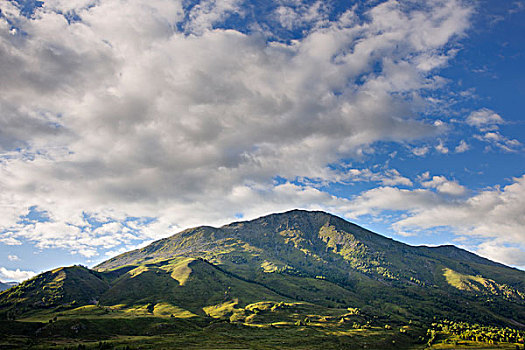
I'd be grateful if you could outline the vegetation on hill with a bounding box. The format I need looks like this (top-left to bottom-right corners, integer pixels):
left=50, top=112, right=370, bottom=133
left=1, top=210, right=524, bottom=348
left=1, top=266, right=108, bottom=320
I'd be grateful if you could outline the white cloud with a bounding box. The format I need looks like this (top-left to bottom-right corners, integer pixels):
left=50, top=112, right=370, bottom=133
left=0, top=267, right=36, bottom=282
left=42, top=0, right=96, bottom=12
left=474, top=132, right=522, bottom=152
left=421, top=175, right=466, bottom=196
left=412, top=146, right=430, bottom=156
left=465, top=109, right=521, bottom=152
left=417, top=171, right=431, bottom=181
left=302, top=167, right=413, bottom=188
left=346, top=175, right=525, bottom=267
left=7, top=254, right=19, bottom=261
left=466, top=108, right=504, bottom=129
left=0, top=0, right=474, bottom=255
left=184, top=0, right=242, bottom=34
left=274, top=1, right=328, bottom=30
left=475, top=242, right=525, bottom=269
left=454, top=139, right=469, bottom=153
left=435, top=140, right=449, bottom=154
left=345, top=186, right=441, bottom=218
left=0, top=236, right=22, bottom=246
left=380, top=169, right=413, bottom=187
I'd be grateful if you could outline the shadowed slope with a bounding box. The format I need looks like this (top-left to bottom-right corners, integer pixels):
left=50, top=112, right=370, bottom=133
left=2, top=210, right=524, bottom=328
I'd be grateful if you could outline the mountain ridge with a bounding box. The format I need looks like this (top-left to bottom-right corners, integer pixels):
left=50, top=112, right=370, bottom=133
left=2, top=209, right=524, bottom=331
left=96, top=210, right=522, bottom=290
left=97, top=210, right=510, bottom=272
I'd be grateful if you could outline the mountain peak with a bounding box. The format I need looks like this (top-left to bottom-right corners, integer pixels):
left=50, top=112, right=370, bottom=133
left=3, top=210, right=525, bottom=334
left=225, top=209, right=334, bottom=226
left=95, top=209, right=517, bottom=292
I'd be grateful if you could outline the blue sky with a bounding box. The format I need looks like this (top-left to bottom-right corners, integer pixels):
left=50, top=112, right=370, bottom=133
left=0, top=0, right=524, bottom=281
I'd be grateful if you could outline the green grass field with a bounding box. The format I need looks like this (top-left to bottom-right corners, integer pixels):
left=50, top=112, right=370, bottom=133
left=1, top=300, right=524, bottom=349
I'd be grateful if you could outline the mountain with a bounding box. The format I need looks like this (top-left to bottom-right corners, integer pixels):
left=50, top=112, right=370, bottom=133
left=0, top=281, right=17, bottom=292
left=0, top=266, right=108, bottom=314
left=1, top=210, right=524, bottom=348
left=94, top=210, right=525, bottom=323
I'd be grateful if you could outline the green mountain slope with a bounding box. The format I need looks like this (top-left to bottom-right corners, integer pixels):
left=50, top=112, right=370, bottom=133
left=2, top=210, right=525, bottom=330
left=0, top=265, right=108, bottom=319
left=97, top=210, right=525, bottom=305
left=98, top=257, right=287, bottom=315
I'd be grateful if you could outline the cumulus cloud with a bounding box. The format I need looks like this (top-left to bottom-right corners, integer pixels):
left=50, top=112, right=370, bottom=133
left=464, top=108, right=521, bottom=152
left=412, top=146, right=430, bottom=156
left=274, top=1, right=328, bottom=30
left=474, top=132, right=522, bottom=152
left=475, top=242, right=525, bottom=268
left=0, top=236, right=21, bottom=246
left=421, top=175, right=466, bottom=196
left=0, top=267, right=36, bottom=282
left=345, top=175, right=525, bottom=267
left=380, top=169, right=413, bottom=187
left=454, top=139, right=469, bottom=153
left=7, top=254, right=19, bottom=261
left=0, top=0, right=475, bottom=257
left=466, top=108, right=504, bottom=130
left=435, top=140, right=449, bottom=154
left=184, top=0, right=242, bottom=34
